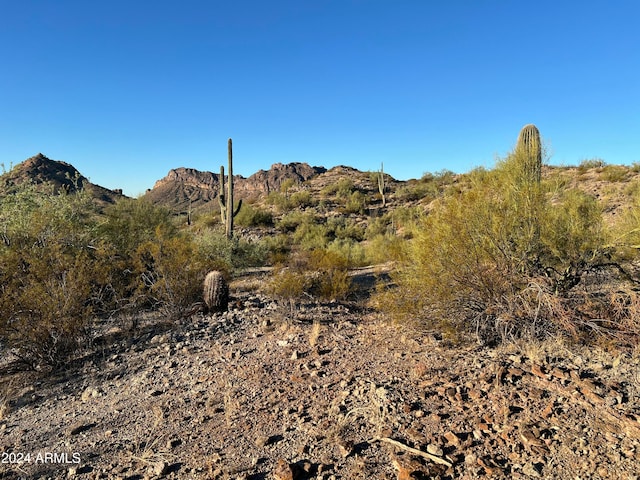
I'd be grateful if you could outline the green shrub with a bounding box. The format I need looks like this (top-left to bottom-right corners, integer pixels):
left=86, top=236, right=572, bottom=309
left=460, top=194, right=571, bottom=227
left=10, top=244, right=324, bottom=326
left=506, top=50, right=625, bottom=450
left=265, top=265, right=309, bottom=311
left=261, top=233, right=292, bottom=264
left=100, top=198, right=175, bottom=255
left=577, top=158, right=607, bottom=174
left=0, top=185, right=103, bottom=369
left=343, top=191, right=367, bottom=214
left=600, top=165, right=629, bottom=182
left=327, top=217, right=366, bottom=242
left=306, top=249, right=352, bottom=300
left=326, top=238, right=367, bottom=268
left=266, top=187, right=315, bottom=212
left=289, top=190, right=314, bottom=208
left=375, top=149, right=611, bottom=344
left=293, top=221, right=330, bottom=250
left=364, top=233, right=405, bottom=265
left=277, top=211, right=317, bottom=233
left=234, top=204, right=273, bottom=227
left=196, top=230, right=268, bottom=270
left=132, top=228, right=212, bottom=317
left=266, top=248, right=353, bottom=304
left=321, top=178, right=355, bottom=199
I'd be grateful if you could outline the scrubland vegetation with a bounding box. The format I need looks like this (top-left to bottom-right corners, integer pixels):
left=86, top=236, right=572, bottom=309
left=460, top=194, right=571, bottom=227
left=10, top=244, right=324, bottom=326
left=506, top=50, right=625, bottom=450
left=1, top=126, right=640, bottom=375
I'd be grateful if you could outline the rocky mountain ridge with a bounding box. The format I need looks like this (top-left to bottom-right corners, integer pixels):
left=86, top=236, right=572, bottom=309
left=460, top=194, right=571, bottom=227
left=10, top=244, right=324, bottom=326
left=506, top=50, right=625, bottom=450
left=1, top=153, right=124, bottom=205
left=145, top=162, right=328, bottom=212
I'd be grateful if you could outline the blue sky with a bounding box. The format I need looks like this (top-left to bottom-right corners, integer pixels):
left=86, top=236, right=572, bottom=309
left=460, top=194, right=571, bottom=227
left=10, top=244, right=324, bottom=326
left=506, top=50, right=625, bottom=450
left=1, top=1, right=638, bottom=196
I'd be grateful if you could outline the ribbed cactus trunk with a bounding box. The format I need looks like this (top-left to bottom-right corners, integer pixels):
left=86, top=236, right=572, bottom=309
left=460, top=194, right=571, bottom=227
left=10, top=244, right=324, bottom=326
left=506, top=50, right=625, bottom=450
left=516, top=124, right=542, bottom=185
left=203, top=270, right=229, bottom=313
left=218, top=138, right=242, bottom=239
left=514, top=124, right=543, bottom=270
left=226, top=139, right=234, bottom=238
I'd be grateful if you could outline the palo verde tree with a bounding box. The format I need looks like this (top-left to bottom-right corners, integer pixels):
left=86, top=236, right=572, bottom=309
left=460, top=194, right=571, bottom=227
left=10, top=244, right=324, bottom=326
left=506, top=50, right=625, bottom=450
left=375, top=124, right=614, bottom=344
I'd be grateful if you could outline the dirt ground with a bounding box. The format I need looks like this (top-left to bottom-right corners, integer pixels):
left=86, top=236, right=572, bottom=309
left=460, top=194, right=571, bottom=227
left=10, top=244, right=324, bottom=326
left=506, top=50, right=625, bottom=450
left=1, top=287, right=640, bottom=480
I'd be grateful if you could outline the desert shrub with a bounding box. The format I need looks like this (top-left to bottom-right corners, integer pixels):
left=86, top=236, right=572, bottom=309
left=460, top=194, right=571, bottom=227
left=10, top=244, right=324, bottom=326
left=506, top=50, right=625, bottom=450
left=609, top=186, right=640, bottom=259
left=365, top=214, right=393, bottom=239
left=0, top=185, right=104, bottom=369
left=577, top=158, right=607, bottom=174
left=395, top=181, right=439, bottom=202
left=375, top=149, right=612, bottom=344
left=265, top=265, right=309, bottom=311
left=390, top=206, right=423, bottom=237
left=196, top=231, right=268, bottom=270
left=267, top=185, right=315, bottom=212
left=343, top=191, right=368, bottom=214
left=327, top=217, right=366, bottom=242
left=293, top=221, right=330, bottom=250
left=326, top=238, right=367, bottom=268
left=234, top=204, right=273, bottom=227
left=600, top=165, right=629, bottom=182
left=306, top=249, right=352, bottom=300
left=266, top=248, right=353, bottom=304
left=277, top=211, right=317, bottom=233
left=290, top=190, right=314, bottom=208
left=100, top=198, right=175, bottom=255
left=364, top=233, right=405, bottom=265
left=261, top=233, right=292, bottom=264
left=321, top=177, right=355, bottom=198
left=132, top=227, right=212, bottom=316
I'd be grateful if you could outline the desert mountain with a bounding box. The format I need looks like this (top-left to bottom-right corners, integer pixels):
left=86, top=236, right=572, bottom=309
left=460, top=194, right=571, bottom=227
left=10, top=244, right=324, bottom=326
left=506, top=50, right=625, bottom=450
left=144, top=162, right=327, bottom=212
left=1, top=153, right=124, bottom=205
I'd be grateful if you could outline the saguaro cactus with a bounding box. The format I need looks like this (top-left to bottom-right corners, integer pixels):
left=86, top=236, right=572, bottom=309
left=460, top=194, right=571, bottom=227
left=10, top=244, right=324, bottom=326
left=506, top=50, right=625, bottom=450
left=203, top=270, right=229, bottom=312
left=516, top=124, right=542, bottom=185
left=377, top=162, right=386, bottom=207
left=514, top=124, right=543, bottom=262
left=218, top=138, right=242, bottom=239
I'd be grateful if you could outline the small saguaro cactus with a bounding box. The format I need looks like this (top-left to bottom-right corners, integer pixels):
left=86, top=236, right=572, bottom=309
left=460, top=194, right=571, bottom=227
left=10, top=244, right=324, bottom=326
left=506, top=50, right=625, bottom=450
left=218, top=138, right=242, bottom=239
left=515, top=124, right=542, bottom=185
left=377, top=162, right=387, bottom=207
left=203, top=270, right=229, bottom=313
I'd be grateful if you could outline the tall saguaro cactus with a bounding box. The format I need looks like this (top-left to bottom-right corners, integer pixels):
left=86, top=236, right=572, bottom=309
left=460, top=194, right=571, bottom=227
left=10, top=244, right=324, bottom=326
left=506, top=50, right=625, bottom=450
left=218, top=138, right=242, bottom=239
left=516, top=124, right=542, bottom=185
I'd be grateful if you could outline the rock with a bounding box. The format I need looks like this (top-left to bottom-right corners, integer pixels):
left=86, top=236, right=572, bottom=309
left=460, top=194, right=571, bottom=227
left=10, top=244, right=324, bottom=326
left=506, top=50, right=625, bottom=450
left=427, top=443, right=443, bottom=456
left=522, top=461, right=542, bottom=477
left=149, top=461, right=169, bottom=476
left=444, top=431, right=461, bottom=447
left=531, top=363, right=548, bottom=379
left=255, top=435, right=271, bottom=447
left=273, top=458, right=294, bottom=480
left=81, top=387, right=100, bottom=402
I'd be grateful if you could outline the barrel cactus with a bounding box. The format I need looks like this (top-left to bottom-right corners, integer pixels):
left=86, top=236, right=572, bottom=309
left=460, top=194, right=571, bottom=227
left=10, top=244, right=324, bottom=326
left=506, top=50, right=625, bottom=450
left=203, top=270, right=229, bottom=313
left=515, top=124, right=542, bottom=185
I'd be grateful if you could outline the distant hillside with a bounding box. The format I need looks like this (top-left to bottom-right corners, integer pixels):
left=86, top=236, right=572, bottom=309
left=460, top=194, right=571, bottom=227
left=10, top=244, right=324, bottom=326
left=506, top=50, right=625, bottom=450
left=1, top=153, right=124, bottom=205
left=144, top=162, right=327, bottom=213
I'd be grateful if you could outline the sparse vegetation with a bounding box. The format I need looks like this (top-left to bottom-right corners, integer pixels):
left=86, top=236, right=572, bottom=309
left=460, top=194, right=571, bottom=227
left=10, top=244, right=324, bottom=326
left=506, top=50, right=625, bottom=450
left=3, top=145, right=640, bottom=479
left=374, top=126, right=639, bottom=346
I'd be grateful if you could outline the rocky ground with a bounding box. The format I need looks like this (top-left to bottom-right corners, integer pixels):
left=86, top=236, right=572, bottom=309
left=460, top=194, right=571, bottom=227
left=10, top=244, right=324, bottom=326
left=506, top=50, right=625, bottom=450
left=1, top=287, right=640, bottom=480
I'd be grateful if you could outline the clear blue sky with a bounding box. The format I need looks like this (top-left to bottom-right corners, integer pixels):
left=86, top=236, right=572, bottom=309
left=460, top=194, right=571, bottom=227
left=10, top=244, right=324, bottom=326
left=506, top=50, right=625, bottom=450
left=1, top=1, right=638, bottom=196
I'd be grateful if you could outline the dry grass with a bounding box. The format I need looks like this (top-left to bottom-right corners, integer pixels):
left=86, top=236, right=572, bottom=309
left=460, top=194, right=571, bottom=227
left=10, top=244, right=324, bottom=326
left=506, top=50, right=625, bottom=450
left=0, top=379, right=15, bottom=420
left=309, top=320, right=321, bottom=348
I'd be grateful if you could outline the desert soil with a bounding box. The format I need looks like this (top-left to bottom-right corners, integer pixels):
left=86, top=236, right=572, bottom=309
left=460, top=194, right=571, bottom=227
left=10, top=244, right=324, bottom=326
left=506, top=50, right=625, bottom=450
left=1, top=284, right=640, bottom=480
